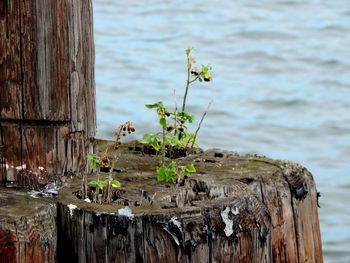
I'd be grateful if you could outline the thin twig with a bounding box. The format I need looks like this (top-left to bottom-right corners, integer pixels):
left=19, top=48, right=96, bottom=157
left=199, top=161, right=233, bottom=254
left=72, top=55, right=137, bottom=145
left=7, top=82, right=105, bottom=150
left=150, top=192, right=157, bottom=206
left=173, top=90, right=178, bottom=136
left=190, top=100, right=213, bottom=150
left=188, top=76, right=199, bottom=85
left=107, top=151, right=120, bottom=204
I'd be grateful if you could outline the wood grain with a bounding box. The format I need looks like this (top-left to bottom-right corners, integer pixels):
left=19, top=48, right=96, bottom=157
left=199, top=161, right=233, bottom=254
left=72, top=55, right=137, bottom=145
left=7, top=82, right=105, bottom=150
left=0, top=0, right=22, bottom=119
left=0, top=0, right=96, bottom=187
left=67, top=0, right=96, bottom=135
left=21, top=0, right=70, bottom=121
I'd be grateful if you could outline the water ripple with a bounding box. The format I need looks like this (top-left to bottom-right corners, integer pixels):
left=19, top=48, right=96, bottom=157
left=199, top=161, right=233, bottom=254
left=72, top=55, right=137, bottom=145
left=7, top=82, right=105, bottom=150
left=93, top=0, right=350, bottom=261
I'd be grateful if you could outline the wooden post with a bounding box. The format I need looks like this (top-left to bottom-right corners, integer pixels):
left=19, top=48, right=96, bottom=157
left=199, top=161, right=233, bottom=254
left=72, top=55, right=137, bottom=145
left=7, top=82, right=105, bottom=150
left=55, top=141, right=323, bottom=263
left=0, top=0, right=95, bottom=187
left=0, top=141, right=324, bottom=263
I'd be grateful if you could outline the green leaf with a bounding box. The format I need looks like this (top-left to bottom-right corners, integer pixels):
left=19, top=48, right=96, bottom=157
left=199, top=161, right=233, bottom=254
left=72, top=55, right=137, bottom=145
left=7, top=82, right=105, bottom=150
left=166, top=134, right=181, bottom=147
left=141, top=134, right=163, bottom=151
left=157, top=163, right=178, bottom=184
left=160, top=117, right=167, bottom=128
left=151, top=137, right=160, bottom=151
left=140, top=133, right=152, bottom=144
left=87, top=153, right=99, bottom=170
left=168, top=161, right=177, bottom=171
left=179, top=130, right=198, bottom=146
left=156, top=167, right=167, bottom=182
left=201, top=64, right=211, bottom=74
left=165, top=162, right=177, bottom=183
left=184, top=163, right=196, bottom=173
left=145, top=101, right=163, bottom=109
left=97, top=180, right=108, bottom=190
left=88, top=179, right=107, bottom=190
left=88, top=179, right=99, bottom=185
left=201, top=65, right=212, bottom=81
left=181, top=112, right=195, bottom=123
left=165, top=169, right=176, bottom=184
left=201, top=65, right=208, bottom=74
left=111, top=179, right=121, bottom=188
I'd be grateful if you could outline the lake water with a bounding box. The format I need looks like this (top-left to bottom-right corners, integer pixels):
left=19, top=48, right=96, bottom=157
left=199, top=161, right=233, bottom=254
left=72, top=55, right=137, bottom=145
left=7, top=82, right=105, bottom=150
left=93, top=0, right=350, bottom=261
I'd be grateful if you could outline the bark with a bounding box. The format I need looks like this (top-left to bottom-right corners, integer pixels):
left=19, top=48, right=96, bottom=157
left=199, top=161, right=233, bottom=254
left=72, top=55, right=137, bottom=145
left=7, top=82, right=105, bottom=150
left=0, top=0, right=95, bottom=187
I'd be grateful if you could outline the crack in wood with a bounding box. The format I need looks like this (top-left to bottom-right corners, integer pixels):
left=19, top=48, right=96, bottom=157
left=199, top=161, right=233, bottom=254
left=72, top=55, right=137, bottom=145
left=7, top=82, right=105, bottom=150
left=0, top=119, right=71, bottom=127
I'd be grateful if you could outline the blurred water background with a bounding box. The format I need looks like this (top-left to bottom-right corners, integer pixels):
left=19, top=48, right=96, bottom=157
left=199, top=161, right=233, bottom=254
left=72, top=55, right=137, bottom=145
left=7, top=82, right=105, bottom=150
left=93, top=0, right=350, bottom=261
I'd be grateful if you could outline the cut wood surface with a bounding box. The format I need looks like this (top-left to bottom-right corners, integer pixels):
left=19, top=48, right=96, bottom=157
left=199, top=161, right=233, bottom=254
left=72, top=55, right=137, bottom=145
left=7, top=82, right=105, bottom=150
left=0, top=188, right=56, bottom=263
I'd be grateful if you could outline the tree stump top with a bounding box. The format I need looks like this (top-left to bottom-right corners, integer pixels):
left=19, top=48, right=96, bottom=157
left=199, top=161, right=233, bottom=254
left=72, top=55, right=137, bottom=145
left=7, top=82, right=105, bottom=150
left=0, top=188, right=54, bottom=217
left=52, top=140, right=322, bottom=262
left=59, top=140, right=303, bottom=215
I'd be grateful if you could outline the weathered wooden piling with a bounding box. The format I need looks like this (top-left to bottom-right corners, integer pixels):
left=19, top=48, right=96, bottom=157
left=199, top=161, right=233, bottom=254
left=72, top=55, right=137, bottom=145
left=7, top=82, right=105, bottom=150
left=0, top=141, right=324, bottom=262
left=0, top=0, right=323, bottom=262
left=54, top=141, right=323, bottom=263
left=0, top=0, right=95, bottom=187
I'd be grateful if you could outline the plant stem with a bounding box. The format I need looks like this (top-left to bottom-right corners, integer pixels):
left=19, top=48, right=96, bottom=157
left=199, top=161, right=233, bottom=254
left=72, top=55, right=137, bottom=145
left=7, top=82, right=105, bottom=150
left=161, top=126, right=166, bottom=166
left=107, top=151, right=118, bottom=204
left=188, top=76, right=199, bottom=85
left=182, top=75, right=199, bottom=115
left=96, top=166, right=100, bottom=202
left=182, top=54, right=192, bottom=112
left=173, top=90, right=178, bottom=136
left=190, top=100, right=212, bottom=150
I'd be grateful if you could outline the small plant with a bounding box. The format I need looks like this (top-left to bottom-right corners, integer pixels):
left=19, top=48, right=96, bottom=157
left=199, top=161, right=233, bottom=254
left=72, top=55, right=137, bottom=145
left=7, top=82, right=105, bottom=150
left=85, top=121, right=135, bottom=204
left=141, top=101, right=196, bottom=163
left=157, top=162, right=196, bottom=184
left=141, top=48, right=212, bottom=184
